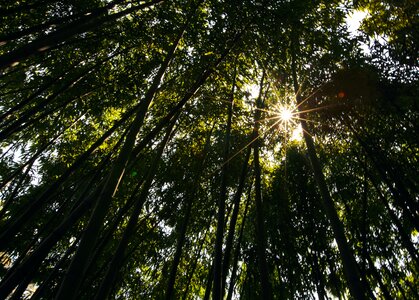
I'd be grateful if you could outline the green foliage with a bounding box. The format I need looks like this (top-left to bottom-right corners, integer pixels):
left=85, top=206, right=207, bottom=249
left=0, top=0, right=417, bottom=299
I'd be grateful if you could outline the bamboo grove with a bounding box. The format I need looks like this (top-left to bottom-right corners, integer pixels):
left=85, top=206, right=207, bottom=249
left=0, top=0, right=417, bottom=299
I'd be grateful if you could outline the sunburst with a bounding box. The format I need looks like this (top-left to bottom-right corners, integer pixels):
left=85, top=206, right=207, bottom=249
left=279, top=106, right=293, bottom=123
left=273, top=103, right=298, bottom=135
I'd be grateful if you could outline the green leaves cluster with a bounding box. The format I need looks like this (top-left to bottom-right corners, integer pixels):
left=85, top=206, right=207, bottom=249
left=0, top=0, right=417, bottom=299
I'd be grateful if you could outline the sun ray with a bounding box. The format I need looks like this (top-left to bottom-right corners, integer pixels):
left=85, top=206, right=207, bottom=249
left=257, top=115, right=282, bottom=122
left=300, top=126, right=314, bottom=138
left=256, top=107, right=280, bottom=114
left=293, top=116, right=322, bottom=125
left=213, top=80, right=332, bottom=173
left=217, top=117, right=284, bottom=169
left=294, top=75, right=307, bottom=99
left=297, top=104, right=341, bottom=114
left=295, top=81, right=328, bottom=110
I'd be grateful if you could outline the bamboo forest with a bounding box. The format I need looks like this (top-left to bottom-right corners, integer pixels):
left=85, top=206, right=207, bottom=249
left=0, top=0, right=417, bottom=299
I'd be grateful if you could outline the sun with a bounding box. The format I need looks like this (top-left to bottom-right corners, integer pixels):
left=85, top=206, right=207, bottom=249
left=272, top=104, right=302, bottom=141
left=279, top=106, right=293, bottom=122
left=276, top=104, right=295, bottom=127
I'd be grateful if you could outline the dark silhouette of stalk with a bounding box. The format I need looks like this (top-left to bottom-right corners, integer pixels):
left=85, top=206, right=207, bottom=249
left=0, top=112, right=83, bottom=209
left=30, top=236, right=79, bottom=300
left=80, top=179, right=144, bottom=282
left=337, top=194, right=376, bottom=300
left=0, top=0, right=128, bottom=43
left=181, top=227, right=211, bottom=299
left=351, top=148, right=419, bottom=266
left=363, top=252, right=392, bottom=300
left=0, top=59, right=82, bottom=123
left=203, top=262, right=214, bottom=300
left=311, top=250, right=327, bottom=300
left=56, top=20, right=243, bottom=299
left=226, top=185, right=251, bottom=300
left=0, top=106, right=133, bottom=247
left=94, top=116, right=177, bottom=300
left=290, top=38, right=366, bottom=299
left=371, top=180, right=419, bottom=266
left=165, top=123, right=213, bottom=300
left=252, top=70, right=273, bottom=300
left=54, top=20, right=183, bottom=300
left=221, top=146, right=251, bottom=293
left=0, top=0, right=164, bottom=69
left=344, top=117, right=418, bottom=230
left=0, top=187, right=99, bottom=299
left=0, top=0, right=52, bottom=17
left=0, top=53, right=119, bottom=141
left=212, top=58, right=236, bottom=300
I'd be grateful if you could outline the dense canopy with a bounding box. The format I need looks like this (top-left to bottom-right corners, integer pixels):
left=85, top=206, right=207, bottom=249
left=0, top=0, right=418, bottom=299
